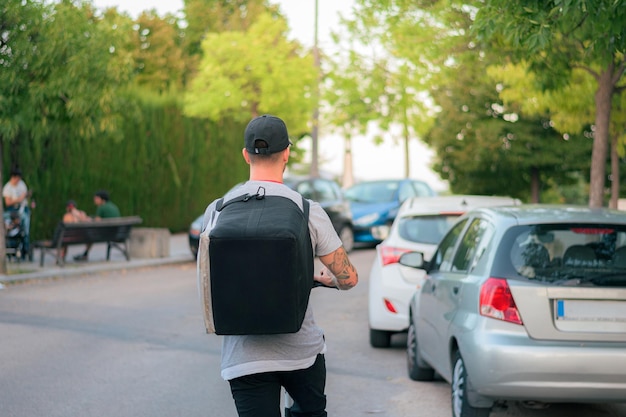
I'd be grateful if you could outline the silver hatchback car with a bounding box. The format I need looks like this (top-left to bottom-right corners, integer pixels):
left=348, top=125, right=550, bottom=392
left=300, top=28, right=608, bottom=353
left=405, top=205, right=626, bottom=417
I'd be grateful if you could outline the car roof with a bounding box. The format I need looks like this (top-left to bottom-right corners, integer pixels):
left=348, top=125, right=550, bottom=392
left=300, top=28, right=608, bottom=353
left=469, top=204, right=626, bottom=226
left=398, top=195, right=521, bottom=217
left=284, top=176, right=338, bottom=185
left=345, top=178, right=431, bottom=188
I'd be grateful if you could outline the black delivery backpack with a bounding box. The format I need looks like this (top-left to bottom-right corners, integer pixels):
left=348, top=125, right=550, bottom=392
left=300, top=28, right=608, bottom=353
left=208, top=189, right=313, bottom=335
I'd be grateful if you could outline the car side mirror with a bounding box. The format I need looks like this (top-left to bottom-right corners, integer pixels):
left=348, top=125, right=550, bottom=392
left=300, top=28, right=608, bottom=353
left=371, top=225, right=390, bottom=240
left=399, top=252, right=425, bottom=269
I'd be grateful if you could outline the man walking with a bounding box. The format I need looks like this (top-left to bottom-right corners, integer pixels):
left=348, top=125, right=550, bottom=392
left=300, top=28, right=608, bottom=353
left=198, top=114, right=358, bottom=417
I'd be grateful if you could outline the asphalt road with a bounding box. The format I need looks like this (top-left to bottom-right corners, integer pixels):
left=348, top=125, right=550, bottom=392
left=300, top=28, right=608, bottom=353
left=1, top=248, right=625, bottom=417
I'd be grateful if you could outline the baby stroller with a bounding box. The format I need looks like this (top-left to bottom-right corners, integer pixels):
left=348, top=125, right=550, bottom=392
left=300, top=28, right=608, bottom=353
left=5, top=211, right=26, bottom=262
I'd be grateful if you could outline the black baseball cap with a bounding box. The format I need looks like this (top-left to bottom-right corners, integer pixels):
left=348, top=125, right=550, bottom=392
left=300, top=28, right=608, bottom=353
left=244, top=114, right=292, bottom=155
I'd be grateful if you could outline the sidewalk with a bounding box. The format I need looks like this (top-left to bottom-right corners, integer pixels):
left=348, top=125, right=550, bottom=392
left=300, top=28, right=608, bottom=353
left=0, top=232, right=195, bottom=287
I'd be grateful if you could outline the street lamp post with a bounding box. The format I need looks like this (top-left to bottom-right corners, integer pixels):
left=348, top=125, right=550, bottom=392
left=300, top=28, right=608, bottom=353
left=310, top=0, right=320, bottom=177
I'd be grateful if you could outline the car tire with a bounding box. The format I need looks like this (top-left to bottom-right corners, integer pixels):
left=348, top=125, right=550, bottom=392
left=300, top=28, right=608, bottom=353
left=451, top=351, right=491, bottom=417
left=407, top=315, right=434, bottom=381
left=339, top=225, right=354, bottom=253
left=369, top=328, right=391, bottom=348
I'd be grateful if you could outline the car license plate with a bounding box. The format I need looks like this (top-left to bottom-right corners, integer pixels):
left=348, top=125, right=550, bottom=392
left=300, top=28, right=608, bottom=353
left=555, top=299, right=626, bottom=322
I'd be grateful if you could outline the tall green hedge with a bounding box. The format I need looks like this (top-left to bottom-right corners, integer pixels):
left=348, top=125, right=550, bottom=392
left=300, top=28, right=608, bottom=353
left=4, top=95, right=249, bottom=239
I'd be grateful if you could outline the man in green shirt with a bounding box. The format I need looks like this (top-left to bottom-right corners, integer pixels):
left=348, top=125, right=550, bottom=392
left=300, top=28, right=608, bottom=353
left=94, top=190, right=121, bottom=219
left=74, top=190, right=121, bottom=261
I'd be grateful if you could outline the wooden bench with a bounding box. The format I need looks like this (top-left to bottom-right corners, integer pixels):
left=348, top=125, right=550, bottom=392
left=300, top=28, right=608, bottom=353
left=32, top=216, right=143, bottom=266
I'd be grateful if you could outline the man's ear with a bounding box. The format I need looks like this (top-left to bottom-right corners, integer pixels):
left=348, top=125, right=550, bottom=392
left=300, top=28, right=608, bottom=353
left=242, top=148, right=251, bottom=164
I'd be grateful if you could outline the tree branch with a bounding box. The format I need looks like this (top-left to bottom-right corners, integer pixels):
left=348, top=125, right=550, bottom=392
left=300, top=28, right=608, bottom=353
left=563, top=11, right=588, bottom=37
left=612, top=61, right=626, bottom=86
left=572, top=63, right=599, bottom=81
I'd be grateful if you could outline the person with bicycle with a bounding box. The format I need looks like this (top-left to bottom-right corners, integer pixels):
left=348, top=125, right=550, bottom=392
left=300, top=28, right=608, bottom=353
left=3, top=168, right=32, bottom=259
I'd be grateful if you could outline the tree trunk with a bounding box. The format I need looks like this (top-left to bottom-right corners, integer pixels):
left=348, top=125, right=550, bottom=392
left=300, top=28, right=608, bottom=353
left=403, top=123, right=410, bottom=179
left=0, top=139, right=6, bottom=274
left=610, top=133, right=619, bottom=209
left=530, top=166, right=540, bottom=203
left=588, top=64, right=615, bottom=208
left=342, top=136, right=354, bottom=188
left=310, top=10, right=321, bottom=178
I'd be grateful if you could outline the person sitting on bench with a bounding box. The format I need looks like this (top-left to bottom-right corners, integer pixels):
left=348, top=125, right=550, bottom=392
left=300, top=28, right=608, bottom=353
left=60, top=200, right=91, bottom=261
left=74, top=190, right=120, bottom=261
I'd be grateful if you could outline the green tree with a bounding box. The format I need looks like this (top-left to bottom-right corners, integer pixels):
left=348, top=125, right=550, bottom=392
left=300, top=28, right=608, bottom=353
left=332, top=0, right=591, bottom=199
left=182, top=0, right=276, bottom=69
left=489, top=63, right=626, bottom=208
left=183, top=12, right=317, bottom=139
left=132, top=11, right=186, bottom=93
left=426, top=53, right=592, bottom=202
left=0, top=0, right=133, bottom=272
left=325, top=1, right=436, bottom=180
left=473, top=0, right=626, bottom=207
left=323, top=50, right=395, bottom=185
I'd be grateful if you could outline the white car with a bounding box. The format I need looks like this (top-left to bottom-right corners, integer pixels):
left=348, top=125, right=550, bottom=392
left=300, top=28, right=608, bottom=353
left=368, top=195, right=521, bottom=347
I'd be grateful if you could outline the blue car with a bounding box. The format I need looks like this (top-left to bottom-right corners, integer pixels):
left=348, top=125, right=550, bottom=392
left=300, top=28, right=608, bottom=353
left=344, top=179, right=436, bottom=244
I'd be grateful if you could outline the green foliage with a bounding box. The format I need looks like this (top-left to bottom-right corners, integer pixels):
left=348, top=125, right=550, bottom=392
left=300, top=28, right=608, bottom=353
left=423, top=33, right=593, bottom=201
left=4, top=1, right=132, bottom=140
left=0, top=0, right=46, bottom=142
left=473, top=0, right=626, bottom=207
left=474, top=0, right=626, bottom=69
left=183, top=11, right=317, bottom=138
left=8, top=0, right=625, bottom=253
left=131, top=11, right=187, bottom=92
left=324, top=0, right=442, bottom=176
left=13, top=93, right=248, bottom=238
left=182, top=0, right=275, bottom=58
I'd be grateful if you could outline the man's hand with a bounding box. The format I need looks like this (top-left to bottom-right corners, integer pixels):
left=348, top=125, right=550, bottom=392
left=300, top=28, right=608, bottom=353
left=318, top=247, right=358, bottom=290
left=314, top=267, right=338, bottom=288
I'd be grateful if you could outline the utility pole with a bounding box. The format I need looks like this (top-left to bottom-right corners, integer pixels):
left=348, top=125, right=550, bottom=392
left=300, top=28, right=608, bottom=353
left=310, top=0, right=320, bottom=177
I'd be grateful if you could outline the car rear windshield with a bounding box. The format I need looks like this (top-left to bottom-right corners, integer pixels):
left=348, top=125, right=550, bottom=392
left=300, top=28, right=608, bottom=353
left=345, top=181, right=399, bottom=203
left=493, top=223, right=626, bottom=287
left=397, top=215, right=460, bottom=244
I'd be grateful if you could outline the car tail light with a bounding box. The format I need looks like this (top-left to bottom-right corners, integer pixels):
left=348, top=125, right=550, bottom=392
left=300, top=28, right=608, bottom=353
left=479, top=277, right=523, bottom=325
left=384, top=298, right=398, bottom=313
left=379, top=246, right=411, bottom=266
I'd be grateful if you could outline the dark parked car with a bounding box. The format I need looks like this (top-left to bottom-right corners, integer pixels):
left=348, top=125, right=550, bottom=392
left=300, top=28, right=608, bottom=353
left=188, top=215, right=203, bottom=258
left=344, top=179, right=436, bottom=244
left=188, top=177, right=354, bottom=257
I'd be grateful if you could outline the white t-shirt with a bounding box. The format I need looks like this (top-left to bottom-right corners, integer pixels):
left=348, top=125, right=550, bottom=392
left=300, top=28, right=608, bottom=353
left=2, top=179, right=28, bottom=211
left=199, top=180, right=342, bottom=380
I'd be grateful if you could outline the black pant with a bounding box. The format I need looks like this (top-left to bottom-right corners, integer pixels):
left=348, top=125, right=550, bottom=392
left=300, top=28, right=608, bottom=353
left=228, top=354, right=327, bottom=417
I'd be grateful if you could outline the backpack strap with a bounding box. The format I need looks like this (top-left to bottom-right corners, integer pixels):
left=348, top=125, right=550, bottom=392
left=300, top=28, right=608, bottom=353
left=301, top=195, right=309, bottom=222
left=217, top=187, right=267, bottom=212
left=216, top=188, right=309, bottom=225
left=208, top=200, right=222, bottom=228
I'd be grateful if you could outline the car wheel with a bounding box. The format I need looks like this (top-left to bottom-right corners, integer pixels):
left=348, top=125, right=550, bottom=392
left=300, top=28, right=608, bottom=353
left=369, top=328, right=391, bottom=348
left=451, top=351, right=491, bottom=417
left=407, top=315, right=434, bottom=381
left=338, top=225, right=354, bottom=253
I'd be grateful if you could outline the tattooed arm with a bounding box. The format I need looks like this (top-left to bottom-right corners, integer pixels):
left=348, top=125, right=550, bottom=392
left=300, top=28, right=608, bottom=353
left=316, top=247, right=358, bottom=290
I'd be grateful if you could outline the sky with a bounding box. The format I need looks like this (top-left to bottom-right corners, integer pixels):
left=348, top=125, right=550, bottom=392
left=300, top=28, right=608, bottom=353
left=91, top=0, right=448, bottom=191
